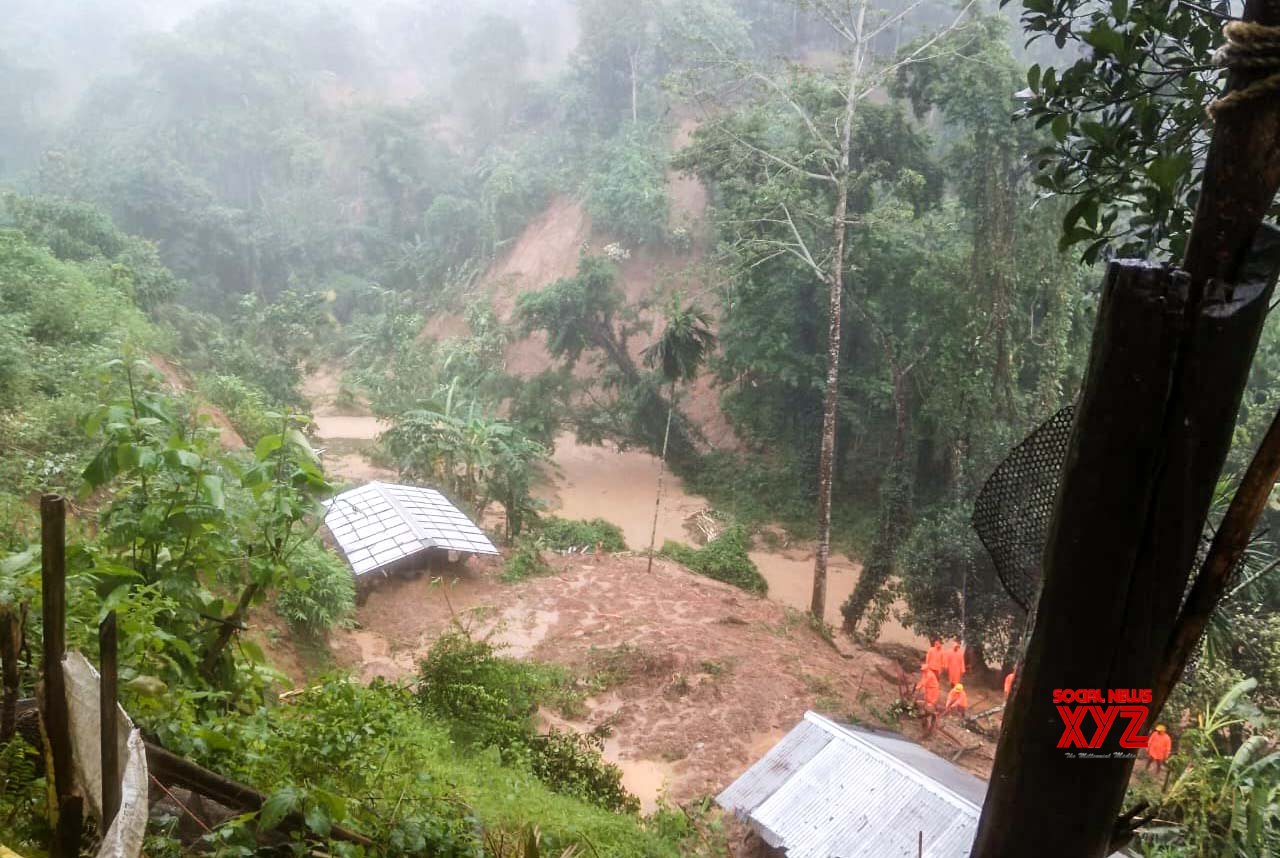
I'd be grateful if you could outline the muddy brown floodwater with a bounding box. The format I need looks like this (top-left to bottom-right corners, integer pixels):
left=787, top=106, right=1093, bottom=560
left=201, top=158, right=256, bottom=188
left=540, top=433, right=924, bottom=646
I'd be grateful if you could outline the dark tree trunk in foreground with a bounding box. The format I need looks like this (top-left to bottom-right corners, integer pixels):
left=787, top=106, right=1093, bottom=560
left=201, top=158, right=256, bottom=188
left=973, top=3, right=1280, bottom=856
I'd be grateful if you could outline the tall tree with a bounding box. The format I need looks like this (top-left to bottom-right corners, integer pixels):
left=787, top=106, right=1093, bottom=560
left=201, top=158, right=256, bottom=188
left=678, top=0, right=974, bottom=620
left=642, top=296, right=717, bottom=573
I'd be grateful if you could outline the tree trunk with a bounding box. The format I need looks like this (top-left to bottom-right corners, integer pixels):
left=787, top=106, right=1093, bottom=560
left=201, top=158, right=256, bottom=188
left=646, top=392, right=675, bottom=575
left=972, top=245, right=1280, bottom=858
left=841, top=359, right=912, bottom=633
left=629, top=48, right=639, bottom=124
left=811, top=1, right=866, bottom=621
left=811, top=180, right=847, bottom=620
left=200, top=582, right=260, bottom=680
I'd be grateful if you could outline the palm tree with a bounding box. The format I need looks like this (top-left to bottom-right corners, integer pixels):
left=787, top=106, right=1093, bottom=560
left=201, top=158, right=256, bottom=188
left=642, top=295, right=716, bottom=573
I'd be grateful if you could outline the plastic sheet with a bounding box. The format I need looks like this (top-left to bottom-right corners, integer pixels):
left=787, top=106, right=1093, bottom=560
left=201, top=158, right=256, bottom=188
left=62, top=652, right=148, bottom=858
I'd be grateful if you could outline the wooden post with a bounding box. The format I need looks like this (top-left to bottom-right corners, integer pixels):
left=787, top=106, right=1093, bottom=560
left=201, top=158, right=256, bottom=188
left=99, top=612, right=120, bottom=830
left=41, top=494, right=82, bottom=858
left=0, top=607, right=20, bottom=742
left=51, top=795, right=83, bottom=858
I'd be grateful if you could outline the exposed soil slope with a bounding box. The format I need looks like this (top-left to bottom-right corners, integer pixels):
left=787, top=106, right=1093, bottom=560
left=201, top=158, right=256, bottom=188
left=149, top=354, right=246, bottom=450
left=421, top=120, right=737, bottom=449
left=329, top=553, right=1000, bottom=809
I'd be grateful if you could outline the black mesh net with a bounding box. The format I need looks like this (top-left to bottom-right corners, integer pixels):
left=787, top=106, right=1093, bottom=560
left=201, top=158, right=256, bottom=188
left=970, top=405, right=1076, bottom=611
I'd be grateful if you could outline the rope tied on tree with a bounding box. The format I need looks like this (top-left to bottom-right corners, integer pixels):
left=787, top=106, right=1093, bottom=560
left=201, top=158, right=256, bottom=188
left=1209, top=20, right=1280, bottom=119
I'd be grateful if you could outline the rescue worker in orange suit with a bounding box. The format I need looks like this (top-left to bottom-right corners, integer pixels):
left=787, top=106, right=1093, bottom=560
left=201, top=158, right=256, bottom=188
left=946, top=642, right=966, bottom=687
left=1003, top=669, right=1016, bottom=700
left=1145, top=724, right=1173, bottom=773
left=915, top=668, right=940, bottom=734
left=946, top=683, right=968, bottom=718
left=925, top=639, right=945, bottom=677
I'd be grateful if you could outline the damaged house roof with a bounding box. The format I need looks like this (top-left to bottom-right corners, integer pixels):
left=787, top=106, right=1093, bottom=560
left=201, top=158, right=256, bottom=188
left=323, top=481, right=498, bottom=576
left=718, top=712, right=1134, bottom=858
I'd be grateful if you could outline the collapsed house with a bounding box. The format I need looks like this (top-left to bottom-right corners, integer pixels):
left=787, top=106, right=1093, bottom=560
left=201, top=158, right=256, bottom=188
left=323, top=481, right=498, bottom=585
left=718, top=712, right=1136, bottom=858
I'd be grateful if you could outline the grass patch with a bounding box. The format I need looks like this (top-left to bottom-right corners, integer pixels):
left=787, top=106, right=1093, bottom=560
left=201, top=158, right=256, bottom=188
left=231, top=677, right=712, bottom=857
left=660, top=526, right=767, bottom=594
left=699, top=659, right=731, bottom=677
left=585, top=643, right=670, bottom=692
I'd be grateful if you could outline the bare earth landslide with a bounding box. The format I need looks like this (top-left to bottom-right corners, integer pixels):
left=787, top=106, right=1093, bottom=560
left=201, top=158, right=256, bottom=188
left=328, top=552, right=999, bottom=809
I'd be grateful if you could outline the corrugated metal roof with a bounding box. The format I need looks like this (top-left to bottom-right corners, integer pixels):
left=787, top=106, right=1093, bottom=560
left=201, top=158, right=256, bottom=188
left=323, top=481, right=498, bottom=576
left=719, top=712, right=1132, bottom=858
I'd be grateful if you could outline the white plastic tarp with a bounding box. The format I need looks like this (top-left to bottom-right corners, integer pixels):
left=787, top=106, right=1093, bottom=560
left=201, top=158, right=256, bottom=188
left=63, top=651, right=148, bottom=858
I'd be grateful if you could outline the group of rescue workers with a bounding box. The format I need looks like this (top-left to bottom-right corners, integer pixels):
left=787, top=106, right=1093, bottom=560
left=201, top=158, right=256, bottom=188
left=913, top=639, right=970, bottom=734
left=912, top=638, right=1174, bottom=775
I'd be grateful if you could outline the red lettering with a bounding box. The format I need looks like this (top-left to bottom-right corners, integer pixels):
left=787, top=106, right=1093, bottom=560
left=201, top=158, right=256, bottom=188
left=1085, top=705, right=1118, bottom=748
left=1056, top=706, right=1089, bottom=749
left=1117, top=706, right=1150, bottom=749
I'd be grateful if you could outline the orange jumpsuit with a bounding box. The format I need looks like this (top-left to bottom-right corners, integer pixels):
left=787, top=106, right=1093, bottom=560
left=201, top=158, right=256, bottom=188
left=925, top=643, right=945, bottom=675
left=946, top=645, right=966, bottom=686
left=1148, top=731, right=1172, bottom=762
left=915, top=669, right=940, bottom=708
left=946, top=686, right=968, bottom=715
left=1004, top=671, right=1015, bottom=699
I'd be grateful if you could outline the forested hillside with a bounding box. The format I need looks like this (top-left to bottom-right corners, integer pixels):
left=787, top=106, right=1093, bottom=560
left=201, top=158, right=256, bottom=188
left=3, top=1, right=1280, bottom=856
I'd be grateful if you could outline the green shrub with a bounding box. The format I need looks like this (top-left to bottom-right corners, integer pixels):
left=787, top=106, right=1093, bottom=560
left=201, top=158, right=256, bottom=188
left=534, top=516, right=627, bottom=552
left=661, top=526, right=767, bottom=594
left=502, top=537, right=552, bottom=582
left=584, top=129, right=669, bottom=245
left=416, top=632, right=637, bottom=813
left=198, top=372, right=280, bottom=444
left=274, top=540, right=356, bottom=635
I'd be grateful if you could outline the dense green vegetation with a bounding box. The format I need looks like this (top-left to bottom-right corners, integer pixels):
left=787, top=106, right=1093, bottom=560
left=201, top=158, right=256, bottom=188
left=661, top=527, right=766, bottom=595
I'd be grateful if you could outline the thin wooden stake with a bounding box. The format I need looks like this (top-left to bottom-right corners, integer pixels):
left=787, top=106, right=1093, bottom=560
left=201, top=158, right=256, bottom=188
left=99, top=611, right=120, bottom=830
left=41, top=493, right=81, bottom=858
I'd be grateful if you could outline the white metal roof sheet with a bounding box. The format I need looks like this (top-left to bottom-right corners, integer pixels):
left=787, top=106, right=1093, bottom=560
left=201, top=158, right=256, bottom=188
left=323, top=481, right=499, bottom=576
left=718, top=712, right=1131, bottom=858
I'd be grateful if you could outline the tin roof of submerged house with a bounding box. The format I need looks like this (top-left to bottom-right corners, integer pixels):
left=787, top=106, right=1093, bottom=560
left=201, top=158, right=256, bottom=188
left=718, top=712, right=1135, bottom=858
left=323, top=481, right=498, bottom=576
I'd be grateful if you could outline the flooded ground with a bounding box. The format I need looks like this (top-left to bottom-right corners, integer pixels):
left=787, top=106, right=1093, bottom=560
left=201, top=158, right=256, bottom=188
left=540, top=433, right=924, bottom=646
left=312, top=414, right=386, bottom=440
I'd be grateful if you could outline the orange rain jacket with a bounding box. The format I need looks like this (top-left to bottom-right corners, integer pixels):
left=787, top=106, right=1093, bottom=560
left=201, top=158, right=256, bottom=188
left=946, top=686, right=968, bottom=713
left=916, top=669, right=940, bottom=708
left=1148, top=731, right=1172, bottom=761
left=946, top=645, right=966, bottom=685
left=925, top=643, right=945, bottom=675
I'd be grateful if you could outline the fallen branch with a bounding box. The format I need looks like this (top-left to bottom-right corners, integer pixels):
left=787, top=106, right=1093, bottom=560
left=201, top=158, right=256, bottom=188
left=145, top=744, right=373, bottom=846
left=1155, top=402, right=1280, bottom=715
